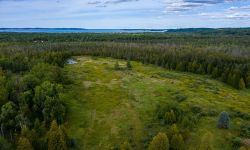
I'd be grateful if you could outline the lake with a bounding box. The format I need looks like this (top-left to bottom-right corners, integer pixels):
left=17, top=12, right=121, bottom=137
left=0, top=28, right=167, bottom=33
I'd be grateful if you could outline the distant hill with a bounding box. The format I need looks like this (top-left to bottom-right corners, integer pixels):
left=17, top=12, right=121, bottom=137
left=166, top=28, right=250, bottom=35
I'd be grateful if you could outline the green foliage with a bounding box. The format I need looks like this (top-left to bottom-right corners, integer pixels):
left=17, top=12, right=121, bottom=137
left=231, top=137, right=242, bottom=149
left=148, top=132, right=169, bottom=150
left=164, top=110, right=176, bottom=125
left=114, top=61, right=120, bottom=70
left=0, top=137, right=13, bottom=150
left=22, top=74, right=39, bottom=91
left=64, top=57, right=250, bottom=149
left=168, top=124, right=179, bottom=140
left=156, top=101, right=184, bottom=124
left=127, top=61, right=132, bottom=70
left=0, top=75, right=8, bottom=107
left=0, top=31, right=250, bottom=149
left=48, top=120, right=67, bottom=150
left=245, top=73, right=250, bottom=88
left=181, top=115, right=197, bottom=130
left=190, top=105, right=202, bottom=114
left=175, top=95, right=187, bottom=102
left=176, top=62, right=186, bottom=72
left=217, top=111, right=230, bottom=129
left=121, top=141, right=132, bottom=150
left=240, top=124, right=250, bottom=138
left=199, top=132, right=214, bottom=150
left=16, top=137, right=33, bottom=150
left=33, top=81, right=65, bottom=124
left=239, top=78, right=246, bottom=89
left=30, top=63, right=63, bottom=84
left=0, top=101, right=17, bottom=131
left=170, top=134, right=185, bottom=150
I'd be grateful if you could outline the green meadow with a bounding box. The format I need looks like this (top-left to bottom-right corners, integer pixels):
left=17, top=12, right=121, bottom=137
left=62, top=56, right=250, bottom=150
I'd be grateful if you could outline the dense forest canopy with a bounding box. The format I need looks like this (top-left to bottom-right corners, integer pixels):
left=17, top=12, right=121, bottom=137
left=0, top=29, right=250, bottom=149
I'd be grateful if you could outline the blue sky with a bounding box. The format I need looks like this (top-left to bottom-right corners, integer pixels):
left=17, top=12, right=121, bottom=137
left=0, top=0, right=250, bottom=28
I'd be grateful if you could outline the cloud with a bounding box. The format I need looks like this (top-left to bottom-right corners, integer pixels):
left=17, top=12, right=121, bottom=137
left=88, top=1, right=102, bottom=5
left=104, top=0, right=139, bottom=4
left=199, top=5, right=250, bottom=19
left=163, top=0, right=246, bottom=13
left=87, top=0, right=139, bottom=7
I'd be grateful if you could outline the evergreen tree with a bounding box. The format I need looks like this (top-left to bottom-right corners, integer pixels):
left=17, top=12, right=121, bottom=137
left=199, top=132, right=214, bottom=150
left=148, top=132, right=169, bottom=150
left=212, top=67, right=220, bottom=78
left=16, top=137, right=33, bottom=150
left=239, top=78, right=246, bottom=89
left=0, top=75, right=8, bottom=107
left=168, top=124, right=179, bottom=140
left=170, top=134, right=185, bottom=150
left=207, top=64, right=213, bottom=74
left=176, top=62, right=185, bottom=72
left=217, top=111, right=230, bottom=129
left=121, top=141, right=132, bottom=150
left=0, top=137, right=13, bottom=150
left=48, top=120, right=67, bottom=150
left=197, top=64, right=205, bottom=74
left=114, top=61, right=120, bottom=70
left=0, top=101, right=17, bottom=135
left=164, top=110, right=176, bottom=125
left=245, top=73, right=250, bottom=88
left=127, top=60, right=132, bottom=70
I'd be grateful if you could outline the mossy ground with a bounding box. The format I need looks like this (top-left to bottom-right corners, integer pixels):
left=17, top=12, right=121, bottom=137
left=62, top=56, right=250, bottom=150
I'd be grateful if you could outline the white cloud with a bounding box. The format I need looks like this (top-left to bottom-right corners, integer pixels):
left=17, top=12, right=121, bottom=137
left=163, top=0, right=247, bottom=13
left=199, top=5, right=250, bottom=19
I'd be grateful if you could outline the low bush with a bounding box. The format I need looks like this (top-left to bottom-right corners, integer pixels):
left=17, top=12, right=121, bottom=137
left=175, top=95, right=187, bottom=102
left=231, top=137, right=243, bottom=149
left=240, top=124, right=250, bottom=138
left=190, top=105, right=202, bottom=114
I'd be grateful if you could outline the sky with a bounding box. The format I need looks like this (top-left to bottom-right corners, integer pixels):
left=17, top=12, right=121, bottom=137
left=0, top=0, right=250, bottom=28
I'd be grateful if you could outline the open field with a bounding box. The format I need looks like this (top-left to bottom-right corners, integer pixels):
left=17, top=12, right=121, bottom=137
left=63, top=56, right=250, bottom=150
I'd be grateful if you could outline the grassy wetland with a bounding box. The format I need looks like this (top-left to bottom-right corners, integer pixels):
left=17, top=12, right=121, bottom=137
left=63, top=56, right=250, bottom=150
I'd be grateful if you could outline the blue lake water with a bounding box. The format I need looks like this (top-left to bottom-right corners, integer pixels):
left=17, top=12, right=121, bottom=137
left=0, top=28, right=167, bottom=33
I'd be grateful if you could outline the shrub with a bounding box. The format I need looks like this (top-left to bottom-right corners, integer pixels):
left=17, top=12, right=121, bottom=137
left=0, top=137, right=13, bottom=150
left=206, top=109, right=218, bottom=117
left=170, top=134, right=185, bottom=150
left=126, top=61, right=132, bottom=70
left=156, top=101, right=184, bottom=123
left=217, top=111, right=230, bottom=129
left=231, top=137, right=242, bottom=149
left=164, top=110, right=176, bottom=125
left=230, top=110, right=250, bottom=120
left=148, top=132, right=169, bottom=150
left=239, top=78, right=246, bottom=89
left=16, top=137, right=33, bottom=150
left=181, top=115, right=197, bottom=130
left=114, top=61, right=120, bottom=70
left=121, top=141, right=132, bottom=150
left=48, top=120, right=67, bottom=150
left=175, top=95, right=187, bottom=102
left=240, top=124, right=250, bottom=138
left=191, top=105, right=202, bottom=114
left=199, top=132, right=214, bottom=150
left=168, top=124, right=179, bottom=140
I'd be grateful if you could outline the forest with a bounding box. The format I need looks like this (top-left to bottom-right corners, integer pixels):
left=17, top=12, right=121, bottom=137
left=0, top=29, right=250, bottom=150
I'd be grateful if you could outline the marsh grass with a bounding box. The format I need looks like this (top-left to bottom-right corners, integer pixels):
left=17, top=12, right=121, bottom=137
left=63, top=56, right=250, bottom=150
